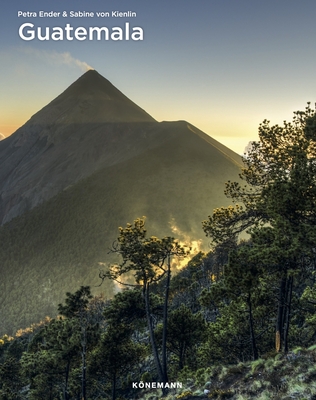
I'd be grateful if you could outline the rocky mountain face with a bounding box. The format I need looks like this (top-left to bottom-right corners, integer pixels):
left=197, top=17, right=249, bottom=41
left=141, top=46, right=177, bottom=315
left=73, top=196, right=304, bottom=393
left=0, top=70, right=243, bottom=334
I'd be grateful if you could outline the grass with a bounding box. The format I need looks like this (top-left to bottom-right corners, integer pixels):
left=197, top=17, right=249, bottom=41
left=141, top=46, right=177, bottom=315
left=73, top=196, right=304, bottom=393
left=134, top=345, right=316, bottom=400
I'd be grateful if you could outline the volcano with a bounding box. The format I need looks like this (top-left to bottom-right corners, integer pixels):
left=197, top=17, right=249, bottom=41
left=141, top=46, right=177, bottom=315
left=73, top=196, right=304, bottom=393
left=0, top=70, right=156, bottom=224
left=0, top=70, right=242, bottom=334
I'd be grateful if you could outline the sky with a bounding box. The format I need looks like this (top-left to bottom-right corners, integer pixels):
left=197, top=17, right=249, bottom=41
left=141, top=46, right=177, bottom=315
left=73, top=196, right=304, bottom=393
left=1, top=0, right=316, bottom=154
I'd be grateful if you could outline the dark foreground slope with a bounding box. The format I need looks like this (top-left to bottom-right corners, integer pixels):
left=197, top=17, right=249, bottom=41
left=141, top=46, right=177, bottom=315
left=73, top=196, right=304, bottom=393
left=0, top=71, right=242, bottom=335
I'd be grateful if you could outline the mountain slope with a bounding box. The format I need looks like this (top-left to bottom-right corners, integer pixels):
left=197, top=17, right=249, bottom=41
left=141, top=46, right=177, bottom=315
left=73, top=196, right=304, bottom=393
left=0, top=70, right=156, bottom=224
left=0, top=71, right=243, bottom=334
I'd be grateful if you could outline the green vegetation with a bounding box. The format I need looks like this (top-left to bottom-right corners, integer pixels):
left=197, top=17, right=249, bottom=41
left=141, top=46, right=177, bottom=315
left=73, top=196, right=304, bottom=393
left=101, top=218, right=189, bottom=387
left=202, top=103, right=316, bottom=354
left=1, top=104, right=316, bottom=399
left=0, top=120, right=242, bottom=336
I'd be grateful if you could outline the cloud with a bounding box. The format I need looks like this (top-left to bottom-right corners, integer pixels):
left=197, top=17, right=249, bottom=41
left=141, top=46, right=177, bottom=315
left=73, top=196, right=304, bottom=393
left=21, top=47, right=93, bottom=72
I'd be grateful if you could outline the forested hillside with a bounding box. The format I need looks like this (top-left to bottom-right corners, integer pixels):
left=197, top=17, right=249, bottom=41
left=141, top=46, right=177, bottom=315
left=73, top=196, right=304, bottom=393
left=0, top=72, right=243, bottom=336
left=0, top=119, right=242, bottom=336
left=1, top=105, right=316, bottom=400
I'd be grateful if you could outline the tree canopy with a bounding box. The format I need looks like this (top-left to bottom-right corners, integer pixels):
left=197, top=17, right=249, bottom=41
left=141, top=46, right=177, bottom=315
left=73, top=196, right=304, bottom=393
left=203, top=103, right=316, bottom=352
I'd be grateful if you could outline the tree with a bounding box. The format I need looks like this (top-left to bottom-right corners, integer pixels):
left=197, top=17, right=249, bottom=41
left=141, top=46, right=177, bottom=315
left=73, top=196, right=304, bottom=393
left=0, top=356, right=24, bottom=400
left=200, top=242, right=277, bottom=361
left=21, top=288, right=97, bottom=400
left=156, top=304, right=206, bottom=371
left=58, top=286, right=99, bottom=400
left=202, top=103, right=316, bottom=353
left=103, top=288, right=147, bottom=326
left=101, top=218, right=189, bottom=388
left=89, top=323, right=144, bottom=400
left=21, top=333, right=66, bottom=400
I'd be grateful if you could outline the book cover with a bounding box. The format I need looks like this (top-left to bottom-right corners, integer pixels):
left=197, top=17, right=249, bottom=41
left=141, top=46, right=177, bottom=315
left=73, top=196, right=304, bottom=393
left=1, top=1, right=316, bottom=399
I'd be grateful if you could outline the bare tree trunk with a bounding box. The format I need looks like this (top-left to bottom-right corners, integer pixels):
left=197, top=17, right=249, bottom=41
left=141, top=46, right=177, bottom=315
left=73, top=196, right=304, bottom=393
left=49, top=380, right=53, bottom=400
left=81, top=314, right=87, bottom=400
left=247, top=292, right=258, bottom=360
left=276, top=277, right=286, bottom=352
left=283, top=275, right=293, bottom=353
left=143, top=283, right=164, bottom=382
left=64, top=359, right=70, bottom=400
left=162, top=255, right=171, bottom=384
left=179, top=343, right=185, bottom=371
left=281, top=277, right=289, bottom=337
left=112, top=371, right=116, bottom=400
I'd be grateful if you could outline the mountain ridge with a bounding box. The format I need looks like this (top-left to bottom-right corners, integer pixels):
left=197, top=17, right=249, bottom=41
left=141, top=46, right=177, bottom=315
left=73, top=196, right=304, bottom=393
left=0, top=70, right=243, bottom=334
left=27, top=69, right=156, bottom=125
left=0, top=71, right=241, bottom=225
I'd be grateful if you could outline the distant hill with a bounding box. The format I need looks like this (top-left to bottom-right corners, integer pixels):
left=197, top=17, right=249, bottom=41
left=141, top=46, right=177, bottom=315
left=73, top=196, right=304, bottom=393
left=0, top=70, right=242, bottom=335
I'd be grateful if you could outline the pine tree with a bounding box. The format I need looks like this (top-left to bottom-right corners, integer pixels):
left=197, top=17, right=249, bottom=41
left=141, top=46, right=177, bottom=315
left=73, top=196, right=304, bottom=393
left=101, top=218, right=189, bottom=388
left=203, top=104, right=316, bottom=353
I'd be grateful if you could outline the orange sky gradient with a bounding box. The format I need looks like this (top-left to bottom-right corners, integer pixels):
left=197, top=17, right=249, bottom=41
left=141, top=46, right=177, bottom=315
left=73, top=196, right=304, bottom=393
left=1, top=0, right=316, bottom=155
